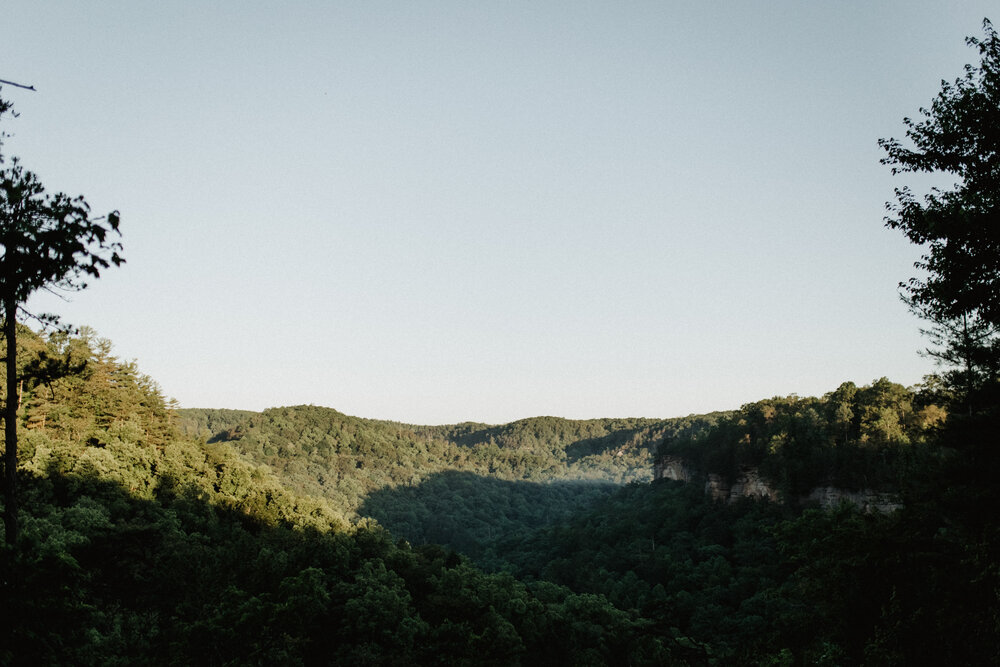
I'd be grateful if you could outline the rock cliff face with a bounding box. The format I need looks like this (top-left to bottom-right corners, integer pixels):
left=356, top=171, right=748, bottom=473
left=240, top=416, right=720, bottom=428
left=717, top=467, right=780, bottom=502
left=654, top=458, right=899, bottom=512
left=703, top=469, right=779, bottom=502
left=654, top=457, right=696, bottom=483
left=803, top=486, right=901, bottom=513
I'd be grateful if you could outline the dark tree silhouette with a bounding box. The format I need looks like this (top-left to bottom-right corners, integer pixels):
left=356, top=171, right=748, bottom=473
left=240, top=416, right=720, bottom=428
left=879, top=19, right=1000, bottom=402
left=0, top=94, right=123, bottom=543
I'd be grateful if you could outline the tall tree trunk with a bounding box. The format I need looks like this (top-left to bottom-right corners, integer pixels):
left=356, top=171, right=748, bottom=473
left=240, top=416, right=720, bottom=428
left=961, top=314, right=975, bottom=416
left=3, top=296, right=17, bottom=544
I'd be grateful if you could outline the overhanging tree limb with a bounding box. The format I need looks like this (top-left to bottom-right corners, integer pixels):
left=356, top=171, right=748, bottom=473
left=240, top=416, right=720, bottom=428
left=0, top=79, right=36, bottom=92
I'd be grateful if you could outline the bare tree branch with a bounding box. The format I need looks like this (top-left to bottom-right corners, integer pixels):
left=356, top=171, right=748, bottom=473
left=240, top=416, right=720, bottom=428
left=0, top=78, right=37, bottom=91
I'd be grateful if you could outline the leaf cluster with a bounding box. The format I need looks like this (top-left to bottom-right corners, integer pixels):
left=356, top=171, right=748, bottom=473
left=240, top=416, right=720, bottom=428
left=0, top=160, right=122, bottom=307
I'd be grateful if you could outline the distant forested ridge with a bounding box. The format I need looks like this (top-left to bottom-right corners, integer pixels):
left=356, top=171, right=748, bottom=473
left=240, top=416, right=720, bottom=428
left=174, top=406, right=726, bottom=567
left=176, top=405, right=726, bottom=516
left=174, top=381, right=942, bottom=567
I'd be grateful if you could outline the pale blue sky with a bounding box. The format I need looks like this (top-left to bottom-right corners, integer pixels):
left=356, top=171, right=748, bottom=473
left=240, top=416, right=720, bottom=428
left=2, top=2, right=993, bottom=424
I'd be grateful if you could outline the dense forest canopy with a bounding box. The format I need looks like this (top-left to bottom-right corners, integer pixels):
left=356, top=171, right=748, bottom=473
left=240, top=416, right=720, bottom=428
left=174, top=404, right=725, bottom=516
left=2, top=325, right=993, bottom=664
left=657, top=378, right=946, bottom=496
left=2, top=329, right=692, bottom=664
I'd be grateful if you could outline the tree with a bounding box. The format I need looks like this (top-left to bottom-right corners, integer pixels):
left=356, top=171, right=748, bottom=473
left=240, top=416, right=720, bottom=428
left=879, top=19, right=1000, bottom=404
left=913, top=304, right=1000, bottom=405
left=0, top=93, right=123, bottom=543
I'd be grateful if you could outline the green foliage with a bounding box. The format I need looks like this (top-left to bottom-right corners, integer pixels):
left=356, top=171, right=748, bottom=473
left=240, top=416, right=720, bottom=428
left=658, top=378, right=944, bottom=496
left=5, top=21, right=1000, bottom=664
left=879, top=19, right=1000, bottom=402
left=360, top=471, right=618, bottom=566
left=2, top=325, right=998, bottom=664
left=174, top=407, right=258, bottom=442
left=490, top=479, right=793, bottom=662
left=1, top=329, right=699, bottom=665
left=1, top=93, right=124, bottom=543
left=773, top=463, right=1000, bottom=666
left=182, top=405, right=721, bottom=518
left=5, top=328, right=175, bottom=450
left=1, top=467, right=689, bottom=665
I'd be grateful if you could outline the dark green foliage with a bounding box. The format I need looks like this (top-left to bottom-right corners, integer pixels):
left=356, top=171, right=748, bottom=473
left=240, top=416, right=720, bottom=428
left=5, top=326, right=1000, bottom=664
left=773, top=419, right=1000, bottom=666
left=880, top=19, right=1000, bottom=402
left=879, top=18, right=1000, bottom=327
left=658, top=378, right=945, bottom=497
left=491, top=480, right=794, bottom=662
left=360, top=471, right=617, bottom=566
left=175, top=407, right=258, bottom=442
left=0, top=472, right=686, bottom=665
left=1, top=329, right=696, bottom=665
left=4, top=21, right=1000, bottom=665
left=0, top=162, right=122, bottom=304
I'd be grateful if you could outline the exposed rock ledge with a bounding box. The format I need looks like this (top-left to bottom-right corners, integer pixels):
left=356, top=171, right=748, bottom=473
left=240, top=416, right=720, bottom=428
left=655, top=457, right=901, bottom=512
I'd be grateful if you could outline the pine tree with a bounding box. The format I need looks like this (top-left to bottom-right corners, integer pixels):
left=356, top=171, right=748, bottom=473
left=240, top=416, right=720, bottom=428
left=0, top=93, right=123, bottom=543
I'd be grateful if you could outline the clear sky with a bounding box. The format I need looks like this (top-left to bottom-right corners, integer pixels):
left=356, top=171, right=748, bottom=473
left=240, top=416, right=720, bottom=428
left=1, top=2, right=994, bottom=424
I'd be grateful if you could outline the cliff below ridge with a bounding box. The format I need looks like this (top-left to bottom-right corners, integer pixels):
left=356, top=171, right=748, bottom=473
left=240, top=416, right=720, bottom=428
left=655, top=456, right=900, bottom=512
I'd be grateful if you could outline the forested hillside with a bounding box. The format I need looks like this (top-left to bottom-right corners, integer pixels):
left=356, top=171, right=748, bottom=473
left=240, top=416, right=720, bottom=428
left=176, top=405, right=724, bottom=516
left=0, top=324, right=997, bottom=664
left=0, top=329, right=703, bottom=665
left=171, top=405, right=726, bottom=567
left=657, top=378, right=946, bottom=497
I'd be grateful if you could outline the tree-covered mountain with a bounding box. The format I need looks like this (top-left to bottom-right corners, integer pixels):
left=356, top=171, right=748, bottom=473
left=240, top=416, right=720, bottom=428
left=177, top=405, right=725, bottom=516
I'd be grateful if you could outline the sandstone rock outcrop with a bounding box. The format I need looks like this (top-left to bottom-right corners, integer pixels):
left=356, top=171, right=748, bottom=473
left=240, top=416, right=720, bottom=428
left=655, top=458, right=899, bottom=512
